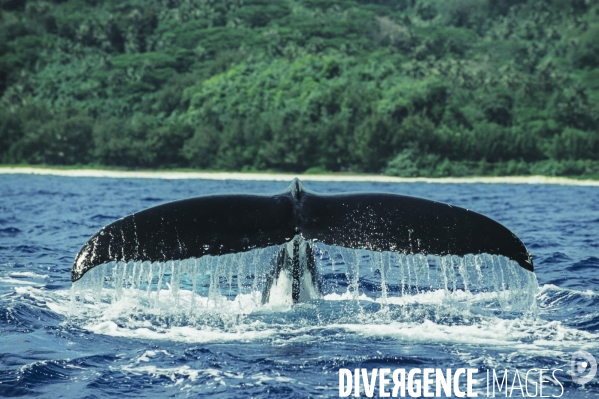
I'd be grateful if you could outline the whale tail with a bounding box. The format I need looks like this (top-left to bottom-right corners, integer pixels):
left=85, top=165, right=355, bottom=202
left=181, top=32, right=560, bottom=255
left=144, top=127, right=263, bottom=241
left=71, top=179, right=533, bottom=298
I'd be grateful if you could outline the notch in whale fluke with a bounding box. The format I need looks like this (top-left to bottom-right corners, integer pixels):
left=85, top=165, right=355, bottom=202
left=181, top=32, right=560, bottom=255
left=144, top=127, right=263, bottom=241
left=72, top=179, right=533, bottom=283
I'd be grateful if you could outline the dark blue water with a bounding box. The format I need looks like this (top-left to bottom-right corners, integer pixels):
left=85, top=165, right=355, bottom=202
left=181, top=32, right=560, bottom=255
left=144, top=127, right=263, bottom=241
left=1, top=175, right=598, bottom=398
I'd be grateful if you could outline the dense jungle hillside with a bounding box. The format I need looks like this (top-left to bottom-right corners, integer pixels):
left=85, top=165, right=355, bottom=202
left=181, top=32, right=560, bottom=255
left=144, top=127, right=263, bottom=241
left=1, top=0, right=598, bottom=176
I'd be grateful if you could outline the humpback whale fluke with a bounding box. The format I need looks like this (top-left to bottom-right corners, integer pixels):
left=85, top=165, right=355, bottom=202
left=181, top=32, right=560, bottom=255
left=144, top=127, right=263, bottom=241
left=72, top=179, right=533, bottom=301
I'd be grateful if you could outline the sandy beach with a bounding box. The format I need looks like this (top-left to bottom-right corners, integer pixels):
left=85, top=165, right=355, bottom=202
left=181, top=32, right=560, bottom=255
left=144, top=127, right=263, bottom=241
left=1, top=166, right=598, bottom=186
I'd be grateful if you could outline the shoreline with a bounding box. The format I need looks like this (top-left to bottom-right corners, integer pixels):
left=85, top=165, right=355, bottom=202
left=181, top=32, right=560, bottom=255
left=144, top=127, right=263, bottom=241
left=1, top=166, right=599, bottom=186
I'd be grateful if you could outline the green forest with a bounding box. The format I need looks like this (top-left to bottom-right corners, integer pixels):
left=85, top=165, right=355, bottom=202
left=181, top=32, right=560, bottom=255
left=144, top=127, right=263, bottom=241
left=1, top=0, right=598, bottom=177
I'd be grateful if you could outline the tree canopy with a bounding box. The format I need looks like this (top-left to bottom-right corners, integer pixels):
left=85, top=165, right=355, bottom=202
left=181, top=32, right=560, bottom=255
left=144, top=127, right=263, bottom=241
left=1, top=0, right=598, bottom=177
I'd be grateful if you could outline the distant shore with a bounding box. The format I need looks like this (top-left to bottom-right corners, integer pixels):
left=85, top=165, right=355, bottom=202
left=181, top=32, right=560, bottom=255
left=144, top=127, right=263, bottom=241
left=2, top=166, right=599, bottom=186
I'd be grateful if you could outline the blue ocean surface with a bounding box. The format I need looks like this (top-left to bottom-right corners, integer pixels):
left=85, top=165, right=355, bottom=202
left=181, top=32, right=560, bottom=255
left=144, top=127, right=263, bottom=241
left=1, top=175, right=598, bottom=398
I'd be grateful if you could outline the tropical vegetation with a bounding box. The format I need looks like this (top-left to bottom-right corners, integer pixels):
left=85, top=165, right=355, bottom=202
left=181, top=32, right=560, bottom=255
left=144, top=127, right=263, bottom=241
left=1, top=0, right=598, bottom=177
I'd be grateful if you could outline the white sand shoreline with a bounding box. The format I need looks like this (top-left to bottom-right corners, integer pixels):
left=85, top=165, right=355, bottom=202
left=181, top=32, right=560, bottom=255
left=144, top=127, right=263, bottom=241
left=1, top=166, right=598, bottom=186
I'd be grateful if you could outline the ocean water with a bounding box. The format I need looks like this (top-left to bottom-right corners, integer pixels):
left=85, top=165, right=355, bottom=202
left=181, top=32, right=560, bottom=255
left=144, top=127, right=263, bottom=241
left=0, top=175, right=598, bottom=398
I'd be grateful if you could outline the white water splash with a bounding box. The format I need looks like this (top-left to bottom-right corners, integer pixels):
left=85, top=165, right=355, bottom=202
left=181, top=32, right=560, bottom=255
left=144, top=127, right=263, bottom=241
left=70, top=242, right=539, bottom=329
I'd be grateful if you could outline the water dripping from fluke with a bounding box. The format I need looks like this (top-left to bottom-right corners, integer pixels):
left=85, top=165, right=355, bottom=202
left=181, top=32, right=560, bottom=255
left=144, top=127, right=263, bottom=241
left=71, top=237, right=538, bottom=326
left=70, top=179, right=537, bottom=328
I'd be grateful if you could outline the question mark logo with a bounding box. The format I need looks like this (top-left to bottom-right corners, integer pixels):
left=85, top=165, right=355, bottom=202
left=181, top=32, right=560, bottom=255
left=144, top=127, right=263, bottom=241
left=571, top=351, right=597, bottom=385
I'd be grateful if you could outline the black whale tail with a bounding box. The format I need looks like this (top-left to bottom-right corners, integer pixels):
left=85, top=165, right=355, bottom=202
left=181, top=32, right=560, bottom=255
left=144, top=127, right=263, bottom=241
left=72, top=179, right=533, bottom=301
